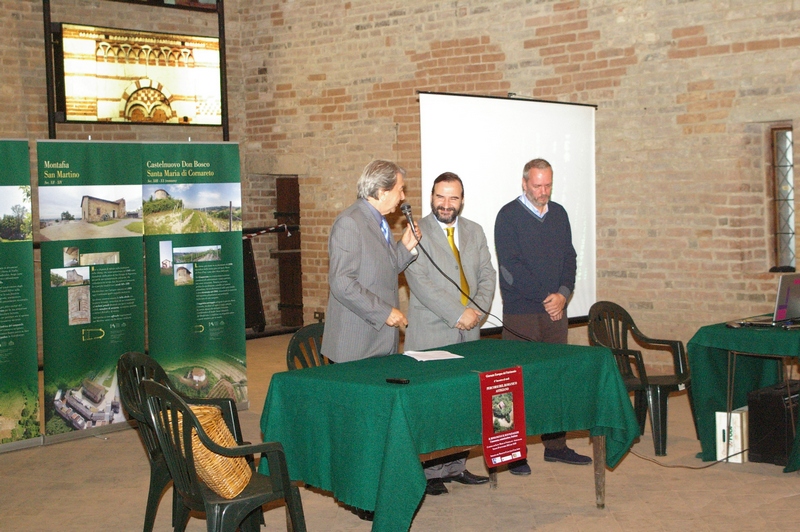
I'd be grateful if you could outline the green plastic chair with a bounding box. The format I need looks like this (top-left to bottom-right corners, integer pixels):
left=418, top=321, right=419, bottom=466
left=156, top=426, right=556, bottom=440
left=141, top=380, right=306, bottom=532
left=117, top=352, right=182, bottom=532
left=117, top=352, right=252, bottom=532
left=286, top=322, right=329, bottom=370
left=587, top=301, right=696, bottom=456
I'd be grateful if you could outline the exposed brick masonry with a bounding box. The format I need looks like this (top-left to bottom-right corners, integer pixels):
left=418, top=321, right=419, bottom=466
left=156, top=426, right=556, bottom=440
left=7, top=0, right=800, bottom=373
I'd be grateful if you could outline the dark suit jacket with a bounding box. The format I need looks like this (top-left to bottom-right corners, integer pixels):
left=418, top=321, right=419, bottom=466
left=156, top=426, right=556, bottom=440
left=404, top=213, right=496, bottom=351
left=321, top=199, right=416, bottom=362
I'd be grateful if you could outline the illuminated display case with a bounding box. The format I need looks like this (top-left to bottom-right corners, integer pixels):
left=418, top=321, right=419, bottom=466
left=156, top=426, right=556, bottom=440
left=51, top=23, right=221, bottom=126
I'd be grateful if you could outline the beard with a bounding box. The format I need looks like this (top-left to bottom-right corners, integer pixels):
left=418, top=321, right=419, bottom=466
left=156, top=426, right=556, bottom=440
left=432, top=203, right=462, bottom=225
left=526, top=192, right=550, bottom=210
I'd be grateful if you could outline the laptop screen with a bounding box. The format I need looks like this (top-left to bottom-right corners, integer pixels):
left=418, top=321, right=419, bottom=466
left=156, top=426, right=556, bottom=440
left=774, top=273, right=800, bottom=322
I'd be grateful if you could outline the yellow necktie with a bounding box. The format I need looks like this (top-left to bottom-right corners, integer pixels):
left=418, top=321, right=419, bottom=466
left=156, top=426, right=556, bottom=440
left=446, top=227, right=469, bottom=305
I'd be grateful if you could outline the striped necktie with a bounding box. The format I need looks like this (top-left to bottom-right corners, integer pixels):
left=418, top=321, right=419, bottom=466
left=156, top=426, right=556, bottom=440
left=380, top=217, right=391, bottom=245
left=446, top=227, right=469, bottom=305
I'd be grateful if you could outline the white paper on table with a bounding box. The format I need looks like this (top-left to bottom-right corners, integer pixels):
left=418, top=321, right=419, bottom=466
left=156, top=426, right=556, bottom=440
left=403, top=350, right=464, bottom=361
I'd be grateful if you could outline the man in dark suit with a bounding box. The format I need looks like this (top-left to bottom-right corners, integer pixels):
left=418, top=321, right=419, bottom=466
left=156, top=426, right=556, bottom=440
left=404, top=172, right=496, bottom=495
left=321, top=159, right=421, bottom=363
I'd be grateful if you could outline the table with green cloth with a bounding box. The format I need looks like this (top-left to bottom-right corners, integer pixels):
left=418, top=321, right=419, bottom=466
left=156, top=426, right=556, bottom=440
left=687, top=322, right=800, bottom=472
left=258, top=339, right=640, bottom=531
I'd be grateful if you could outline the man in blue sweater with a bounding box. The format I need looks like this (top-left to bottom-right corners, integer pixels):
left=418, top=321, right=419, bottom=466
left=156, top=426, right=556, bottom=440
left=494, top=158, right=591, bottom=474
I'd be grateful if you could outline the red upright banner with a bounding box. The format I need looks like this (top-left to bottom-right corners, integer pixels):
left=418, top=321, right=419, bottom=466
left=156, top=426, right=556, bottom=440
left=480, top=366, right=527, bottom=469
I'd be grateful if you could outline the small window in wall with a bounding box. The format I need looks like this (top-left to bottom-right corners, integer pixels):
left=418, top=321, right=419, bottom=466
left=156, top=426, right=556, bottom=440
left=772, top=127, right=795, bottom=270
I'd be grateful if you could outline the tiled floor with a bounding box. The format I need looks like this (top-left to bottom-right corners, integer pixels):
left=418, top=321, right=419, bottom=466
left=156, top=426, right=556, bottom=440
left=2, top=335, right=798, bottom=531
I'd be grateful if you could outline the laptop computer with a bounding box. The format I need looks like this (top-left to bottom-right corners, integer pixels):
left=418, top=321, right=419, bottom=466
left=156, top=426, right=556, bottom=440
left=739, top=273, right=800, bottom=327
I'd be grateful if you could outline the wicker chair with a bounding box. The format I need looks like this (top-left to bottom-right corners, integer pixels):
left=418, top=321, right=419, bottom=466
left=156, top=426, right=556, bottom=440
left=141, top=380, right=306, bottom=532
left=116, top=352, right=251, bottom=531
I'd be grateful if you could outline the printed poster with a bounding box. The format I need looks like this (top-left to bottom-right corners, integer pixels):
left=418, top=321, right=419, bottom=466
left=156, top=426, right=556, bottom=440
left=36, top=140, right=247, bottom=438
left=480, top=366, right=527, bottom=468
left=0, top=140, right=40, bottom=447
left=37, top=141, right=145, bottom=437
left=143, top=143, right=248, bottom=405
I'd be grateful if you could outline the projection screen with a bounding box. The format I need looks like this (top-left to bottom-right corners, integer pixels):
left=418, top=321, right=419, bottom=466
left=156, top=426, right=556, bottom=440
left=418, top=92, right=596, bottom=327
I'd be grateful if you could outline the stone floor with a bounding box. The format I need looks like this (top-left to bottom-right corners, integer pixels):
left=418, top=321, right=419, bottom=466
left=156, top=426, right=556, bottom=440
left=1, top=334, right=798, bottom=531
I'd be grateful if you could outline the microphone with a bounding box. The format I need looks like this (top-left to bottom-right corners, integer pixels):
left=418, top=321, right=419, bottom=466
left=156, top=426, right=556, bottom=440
left=398, top=202, right=507, bottom=335
left=400, top=202, right=414, bottom=229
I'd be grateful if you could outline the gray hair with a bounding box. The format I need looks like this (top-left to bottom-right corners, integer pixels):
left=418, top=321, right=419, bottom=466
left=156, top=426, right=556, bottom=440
left=522, top=158, right=552, bottom=180
left=357, top=160, right=406, bottom=200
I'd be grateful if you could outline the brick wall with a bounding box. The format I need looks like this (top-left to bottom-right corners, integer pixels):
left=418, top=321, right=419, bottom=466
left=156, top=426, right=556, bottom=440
left=235, top=0, right=800, bottom=372
left=5, top=1, right=800, bottom=372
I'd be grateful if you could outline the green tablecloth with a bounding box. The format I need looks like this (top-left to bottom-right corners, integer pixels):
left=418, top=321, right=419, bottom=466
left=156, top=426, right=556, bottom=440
left=687, top=322, right=800, bottom=471
left=259, top=339, right=639, bottom=531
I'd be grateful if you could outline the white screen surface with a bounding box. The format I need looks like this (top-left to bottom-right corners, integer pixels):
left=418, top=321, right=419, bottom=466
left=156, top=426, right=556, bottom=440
left=419, top=92, right=596, bottom=326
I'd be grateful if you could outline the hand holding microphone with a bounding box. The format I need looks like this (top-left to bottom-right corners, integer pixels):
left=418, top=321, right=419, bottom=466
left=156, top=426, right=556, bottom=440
left=400, top=203, right=422, bottom=251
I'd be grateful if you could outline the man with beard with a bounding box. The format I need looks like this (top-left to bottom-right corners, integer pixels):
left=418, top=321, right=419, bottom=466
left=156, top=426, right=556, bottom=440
left=404, top=171, right=496, bottom=496
left=494, top=157, right=591, bottom=474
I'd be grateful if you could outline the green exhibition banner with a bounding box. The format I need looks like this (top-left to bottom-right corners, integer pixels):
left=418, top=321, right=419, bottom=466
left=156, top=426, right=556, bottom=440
left=0, top=140, right=40, bottom=447
left=142, top=143, right=247, bottom=405
left=36, top=140, right=246, bottom=438
left=38, top=141, right=145, bottom=437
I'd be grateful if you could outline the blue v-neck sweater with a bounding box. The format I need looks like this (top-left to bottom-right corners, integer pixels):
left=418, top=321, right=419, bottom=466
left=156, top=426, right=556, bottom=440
left=494, top=198, right=577, bottom=315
